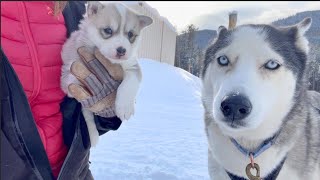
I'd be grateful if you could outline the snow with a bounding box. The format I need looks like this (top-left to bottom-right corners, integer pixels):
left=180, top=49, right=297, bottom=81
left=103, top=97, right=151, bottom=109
left=90, top=59, right=209, bottom=180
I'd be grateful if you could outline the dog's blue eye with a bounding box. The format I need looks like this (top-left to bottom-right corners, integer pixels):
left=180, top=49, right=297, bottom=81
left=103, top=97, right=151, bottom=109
left=128, top=31, right=134, bottom=39
left=128, top=31, right=137, bottom=43
left=265, top=60, right=280, bottom=70
left=217, top=55, right=229, bottom=66
left=104, top=28, right=113, bottom=35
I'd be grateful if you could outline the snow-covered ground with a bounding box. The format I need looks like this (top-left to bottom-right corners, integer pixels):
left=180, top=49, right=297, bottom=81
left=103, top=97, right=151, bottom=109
left=90, top=59, right=209, bottom=180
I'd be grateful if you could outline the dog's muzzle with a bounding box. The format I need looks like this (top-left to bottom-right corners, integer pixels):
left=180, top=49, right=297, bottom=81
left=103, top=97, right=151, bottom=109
left=220, top=94, right=252, bottom=122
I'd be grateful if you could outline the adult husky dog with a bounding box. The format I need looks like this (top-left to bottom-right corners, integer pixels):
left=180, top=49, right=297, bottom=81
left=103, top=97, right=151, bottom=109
left=201, top=17, right=320, bottom=180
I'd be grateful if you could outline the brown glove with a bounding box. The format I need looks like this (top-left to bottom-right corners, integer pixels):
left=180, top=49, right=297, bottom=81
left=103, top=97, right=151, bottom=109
left=68, top=47, right=124, bottom=118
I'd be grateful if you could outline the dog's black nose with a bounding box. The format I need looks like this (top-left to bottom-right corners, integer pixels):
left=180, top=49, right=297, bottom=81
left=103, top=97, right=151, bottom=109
left=116, top=47, right=126, bottom=56
left=220, top=94, right=252, bottom=121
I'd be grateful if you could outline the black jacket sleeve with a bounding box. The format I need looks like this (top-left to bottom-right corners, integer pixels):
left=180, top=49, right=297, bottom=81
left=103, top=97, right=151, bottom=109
left=94, top=115, right=122, bottom=136
left=60, top=97, right=122, bottom=148
left=1, top=47, right=54, bottom=179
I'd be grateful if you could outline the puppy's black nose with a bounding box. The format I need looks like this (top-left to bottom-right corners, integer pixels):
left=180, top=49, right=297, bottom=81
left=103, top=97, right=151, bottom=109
left=220, top=94, right=252, bottom=121
left=116, top=47, right=126, bottom=56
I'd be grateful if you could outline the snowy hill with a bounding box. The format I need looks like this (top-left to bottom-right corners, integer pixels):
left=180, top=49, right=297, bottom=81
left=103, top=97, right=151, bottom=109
left=90, top=59, right=209, bottom=180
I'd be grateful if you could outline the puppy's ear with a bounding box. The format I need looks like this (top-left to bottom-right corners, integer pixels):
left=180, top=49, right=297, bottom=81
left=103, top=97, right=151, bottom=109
left=87, top=1, right=104, bottom=17
left=138, top=15, right=153, bottom=29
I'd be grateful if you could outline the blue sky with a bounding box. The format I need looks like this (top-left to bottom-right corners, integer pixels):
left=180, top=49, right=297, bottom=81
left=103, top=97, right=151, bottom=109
left=146, top=1, right=320, bottom=32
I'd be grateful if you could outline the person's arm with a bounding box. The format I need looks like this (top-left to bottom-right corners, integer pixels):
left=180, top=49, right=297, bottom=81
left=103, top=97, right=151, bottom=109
left=60, top=96, right=122, bottom=148
left=61, top=47, right=124, bottom=148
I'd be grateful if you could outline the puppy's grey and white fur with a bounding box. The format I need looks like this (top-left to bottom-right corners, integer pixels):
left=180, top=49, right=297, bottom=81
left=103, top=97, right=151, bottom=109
left=61, top=1, right=152, bottom=146
left=202, top=17, right=320, bottom=179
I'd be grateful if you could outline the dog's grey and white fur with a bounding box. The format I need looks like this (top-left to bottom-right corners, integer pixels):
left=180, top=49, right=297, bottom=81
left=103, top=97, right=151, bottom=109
left=202, top=17, right=320, bottom=179
left=61, top=1, right=152, bottom=146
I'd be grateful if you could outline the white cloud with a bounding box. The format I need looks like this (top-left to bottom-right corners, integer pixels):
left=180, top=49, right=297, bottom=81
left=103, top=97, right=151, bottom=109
left=146, top=1, right=320, bottom=32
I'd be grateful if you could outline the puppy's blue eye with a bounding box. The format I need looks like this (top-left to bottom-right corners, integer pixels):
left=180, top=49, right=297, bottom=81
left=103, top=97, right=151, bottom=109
left=128, top=31, right=137, bottom=43
left=217, top=55, right=229, bottom=66
left=128, top=31, right=134, bottom=39
left=264, top=60, right=280, bottom=70
left=104, top=27, right=113, bottom=35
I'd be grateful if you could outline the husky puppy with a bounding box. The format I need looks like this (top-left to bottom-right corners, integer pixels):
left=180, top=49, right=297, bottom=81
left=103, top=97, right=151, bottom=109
left=61, top=1, right=153, bottom=145
left=202, top=17, right=320, bottom=180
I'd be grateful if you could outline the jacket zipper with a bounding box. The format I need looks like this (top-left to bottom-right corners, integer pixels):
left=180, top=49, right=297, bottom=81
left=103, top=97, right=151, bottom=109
left=18, top=2, right=42, bottom=103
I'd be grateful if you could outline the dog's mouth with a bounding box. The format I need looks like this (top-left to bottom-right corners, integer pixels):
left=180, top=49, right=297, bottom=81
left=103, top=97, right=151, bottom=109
left=224, top=118, right=246, bottom=129
left=115, top=55, right=127, bottom=60
left=214, top=118, right=253, bottom=136
left=99, top=51, right=129, bottom=62
left=213, top=110, right=248, bottom=131
left=105, top=55, right=129, bottom=63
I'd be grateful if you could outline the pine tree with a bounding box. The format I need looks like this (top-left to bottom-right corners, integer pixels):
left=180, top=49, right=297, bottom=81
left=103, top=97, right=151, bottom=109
left=175, top=24, right=202, bottom=77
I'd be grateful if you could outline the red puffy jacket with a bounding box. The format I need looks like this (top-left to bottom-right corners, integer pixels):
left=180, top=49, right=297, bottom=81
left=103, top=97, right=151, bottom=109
left=1, top=1, right=68, bottom=177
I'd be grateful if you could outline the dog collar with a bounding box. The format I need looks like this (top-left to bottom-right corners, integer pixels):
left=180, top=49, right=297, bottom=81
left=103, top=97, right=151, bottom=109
left=229, top=131, right=282, bottom=179
left=230, top=130, right=280, bottom=159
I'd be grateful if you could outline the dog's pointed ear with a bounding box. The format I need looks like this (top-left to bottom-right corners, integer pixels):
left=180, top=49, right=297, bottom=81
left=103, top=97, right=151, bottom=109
left=283, top=17, right=312, bottom=53
left=87, top=1, right=104, bottom=17
left=295, top=17, right=312, bottom=36
left=218, top=26, right=227, bottom=36
left=138, top=15, right=153, bottom=29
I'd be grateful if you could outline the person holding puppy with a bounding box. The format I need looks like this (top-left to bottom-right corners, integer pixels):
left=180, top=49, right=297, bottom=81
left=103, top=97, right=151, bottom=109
left=1, top=1, right=122, bottom=179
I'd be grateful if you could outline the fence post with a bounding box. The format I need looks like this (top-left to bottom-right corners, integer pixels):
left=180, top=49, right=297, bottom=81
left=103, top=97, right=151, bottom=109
left=159, top=19, right=165, bottom=63
left=228, top=11, right=238, bottom=30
